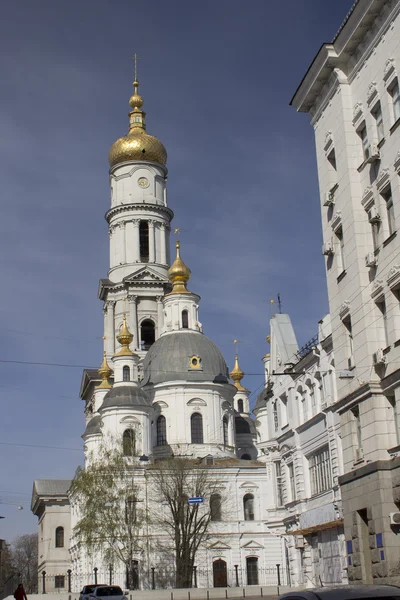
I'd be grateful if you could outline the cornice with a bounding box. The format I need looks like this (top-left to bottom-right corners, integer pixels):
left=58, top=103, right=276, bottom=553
left=105, top=203, right=174, bottom=224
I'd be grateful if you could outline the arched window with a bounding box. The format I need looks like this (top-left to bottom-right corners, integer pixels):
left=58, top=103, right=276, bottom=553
left=123, top=429, right=135, bottom=456
left=55, top=526, right=64, bottom=548
left=123, top=365, right=130, bottom=382
left=139, top=221, right=149, bottom=262
left=210, top=494, right=222, bottom=521
left=246, top=557, right=259, bottom=585
left=182, top=310, right=189, bottom=329
left=238, top=399, right=244, bottom=413
left=241, top=454, right=251, bottom=460
left=223, top=416, right=229, bottom=446
left=243, top=493, right=255, bottom=521
left=156, top=415, right=167, bottom=446
left=140, top=319, right=155, bottom=351
left=191, top=413, right=203, bottom=444
left=125, top=496, right=137, bottom=525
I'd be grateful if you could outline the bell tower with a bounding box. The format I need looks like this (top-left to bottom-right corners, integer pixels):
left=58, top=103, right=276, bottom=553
left=99, top=75, right=173, bottom=359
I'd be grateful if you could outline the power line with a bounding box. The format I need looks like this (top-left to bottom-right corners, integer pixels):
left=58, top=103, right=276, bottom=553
left=0, top=441, right=81, bottom=452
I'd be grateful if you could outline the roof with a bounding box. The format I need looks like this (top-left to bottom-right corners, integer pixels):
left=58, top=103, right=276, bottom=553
left=100, top=385, right=150, bottom=410
left=31, top=479, right=71, bottom=513
left=82, top=414, right=102, bottom=437
left=80, top=368, right=102, bottom=399
left=142, top=330, right=230, bottom=386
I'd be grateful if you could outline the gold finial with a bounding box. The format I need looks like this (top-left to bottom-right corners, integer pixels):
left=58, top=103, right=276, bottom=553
left=115, top=314, right=135, bottom=356
left=230, top=352, right=247, bottom=392
left=96, top=351, right=113, bottom=389
left=266, top=335, right=271, bottom=344
left=167, top=240, right=191, bottom=295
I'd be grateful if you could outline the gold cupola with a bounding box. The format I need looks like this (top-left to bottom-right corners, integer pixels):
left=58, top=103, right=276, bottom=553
left=230, top=354, right=247, bottom=392
left=167, top=241, right=191, bottom=294
left=108, top=79, right=167, bottom=168
left=114, top=314, right=135, bottom=356
left=96, top=352, right=113, bottom=389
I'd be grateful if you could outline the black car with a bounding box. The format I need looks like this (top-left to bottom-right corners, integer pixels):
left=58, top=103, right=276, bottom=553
left=279, top=586, right=400, bottom=600
left=79, top=584, right=107, bottom=600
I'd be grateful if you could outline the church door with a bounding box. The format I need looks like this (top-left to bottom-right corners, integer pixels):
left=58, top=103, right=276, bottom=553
left=213, top=559, right=227, bottom=587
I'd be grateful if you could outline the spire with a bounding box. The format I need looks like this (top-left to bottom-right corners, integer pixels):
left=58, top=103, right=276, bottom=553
left=128, top=79, right=146, bottom=133
left=167, top=241, right=191, bottom=294
left=115, top=314, right=135, bottom=357
left=230, top=354, right=247, bottom=391
left=96, top=352, right=113, bottom=389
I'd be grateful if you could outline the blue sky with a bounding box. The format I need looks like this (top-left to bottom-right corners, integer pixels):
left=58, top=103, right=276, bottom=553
left=0, top=0, right=354, bottom=540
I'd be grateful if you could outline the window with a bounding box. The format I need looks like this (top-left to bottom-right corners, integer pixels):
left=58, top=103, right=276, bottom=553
left=243, top=493, right=255, bottom=521
left=182, top=310, right=188, bottom=329
left=351, top=405, right=363, bottom=460
left=336, top=227, right=345, bottom=272
left=222, top=416, right=229, bottom=446
left=210, top=494, right=222, bottom=521
left=358, top=123, right=369, bottom=160
left=288, top=463, right=296, bottom=501
left=55, top=526, right=64, bottom=548
left=238, top=398, right=244, bottom=413
left=382, top=187, right=396, bottom=236
left=191, top=413, right=203, bottom=444
left=246, top=557, right=259, bottom=586
left=388, top=396, right=400, bottom=446
left=372, top=102, right=384, bottom=141
left=273, top=401, right=279, bottom=431
left=327, top=148, right=336, bottom=170
left=390, top=79, right=400, bottom=122
left=123, top=365, right=130, bottom=382
left=156, top=415, right=167, bottom=446
left=343, top=315, right=354, bottom=368
left=308, top=382, right=317, bottom=415
left=139, top=221, right=149, bottom=262
left=299, top=388, right=308, bottom=422
left=309, top=446, right=332, bottom=495
left=140, top=319, right=155, bottom=350
left=235, top=417, right=251, bottom=434
left=55, top=576, right=65, bottom=589
left=376, top=297, right=389, bottom=347
left=123, top=429, right=135, bottom=456
left=125, top=496, right=137, bottom=524
left=275, top=462, right=284, bottom=506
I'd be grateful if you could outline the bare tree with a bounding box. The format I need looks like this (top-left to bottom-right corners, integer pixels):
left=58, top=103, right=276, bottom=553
left=70, top=446, right=143, bottom=589
left=11, top=534, right=38, bottom=593
left=150, top=459, right=221, bottom=589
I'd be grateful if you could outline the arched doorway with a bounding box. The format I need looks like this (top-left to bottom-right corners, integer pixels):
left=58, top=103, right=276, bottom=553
left=213, top=559, right=227, bottom=588
left=140, top=319, right=155, bottom=350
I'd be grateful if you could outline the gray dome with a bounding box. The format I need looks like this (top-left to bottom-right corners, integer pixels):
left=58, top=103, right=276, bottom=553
left=83, top=414, right=101, bottom=437
left=254, top=388, right=267, bottom=411
left=100, top=385, right=150, bottom=410
left=142, top=331, right=229, bottom=386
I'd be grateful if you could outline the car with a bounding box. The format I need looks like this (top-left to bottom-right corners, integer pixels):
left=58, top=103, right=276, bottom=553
left=79, top=585, right=107, bottom=600
left=89, top=586, right=128, bottom=600
left=279, top=585, right=400, bottom=600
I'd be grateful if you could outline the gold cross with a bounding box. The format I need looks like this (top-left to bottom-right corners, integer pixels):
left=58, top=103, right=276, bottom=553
left=132, top=53, right=141, bottom=81
left=233, top=339, right=239, bottom=356
left=174, top=228, right=181, bottom=235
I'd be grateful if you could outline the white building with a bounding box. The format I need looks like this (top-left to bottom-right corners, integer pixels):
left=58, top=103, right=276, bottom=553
left=32, top=77, right=287, bottom=593
left=291, top=0, right=400, bottom=585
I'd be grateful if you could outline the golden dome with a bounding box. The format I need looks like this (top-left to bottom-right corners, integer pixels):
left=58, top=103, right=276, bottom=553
left=230, top=355, right=247, bottom=392
left=115, top=314, right=135, bottom=357
left=96, top=351, right=113, bottom=389
left=167, top=241, right=191, bottom=294
left=109, top=79, right=167, bottom=168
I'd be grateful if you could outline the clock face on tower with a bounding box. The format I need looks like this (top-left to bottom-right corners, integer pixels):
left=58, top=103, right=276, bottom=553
left=137, top=177, right=149, bottom=189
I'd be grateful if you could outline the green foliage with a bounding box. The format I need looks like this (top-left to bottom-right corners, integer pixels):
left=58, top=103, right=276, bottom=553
left=70, top=445, right=142, bottom=572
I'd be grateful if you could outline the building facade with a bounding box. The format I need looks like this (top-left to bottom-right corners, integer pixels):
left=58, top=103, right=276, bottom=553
left=291, top=0, right=400, bottom=585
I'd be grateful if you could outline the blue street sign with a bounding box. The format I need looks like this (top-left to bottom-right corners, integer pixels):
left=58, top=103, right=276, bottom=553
left=188, top=497, right=204, bottom=504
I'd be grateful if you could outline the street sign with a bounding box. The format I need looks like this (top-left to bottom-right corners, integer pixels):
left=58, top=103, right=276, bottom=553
left=188, top=497, right=204, bottom=504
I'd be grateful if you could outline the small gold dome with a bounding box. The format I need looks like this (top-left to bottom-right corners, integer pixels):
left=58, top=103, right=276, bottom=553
left=115, top=314, right=135, bottom=357
left=96, top=351, right=113, bottom=389
left=109, top=79, right=167, bottom=168
left=230, top=355, right=247, bottom=392
left=167, top=241, right=191, bottom=294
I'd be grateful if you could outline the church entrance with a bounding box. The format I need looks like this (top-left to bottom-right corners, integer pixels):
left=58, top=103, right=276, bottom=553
left=213, top=559, right=227, bottom=587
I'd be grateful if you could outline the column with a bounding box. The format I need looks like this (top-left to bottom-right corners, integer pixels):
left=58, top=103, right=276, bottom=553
left=102, top=305, right=107, bottom=353
left=132, top=219, right=140, bottom=262
left=125, top=221, right=134, bottom=263
left=128, top=294, right=139, bottom=350
left=149, top=220, right=156, bottom=263
left=156, top=296, right=164, bottom=336
left=105, top=300, right=116, bottom=355
left=120, top=221, right=126, bottom=264
left=160, top=223, right=167, bottom=265
left=109, top=225, right=115, bottom=269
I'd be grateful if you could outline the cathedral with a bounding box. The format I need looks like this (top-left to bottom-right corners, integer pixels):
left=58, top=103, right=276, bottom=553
left=31, top=76, right=291, bottom=593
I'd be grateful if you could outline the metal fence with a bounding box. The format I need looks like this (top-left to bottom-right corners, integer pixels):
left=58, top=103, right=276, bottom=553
left=38, top=565, right=288, bottom=593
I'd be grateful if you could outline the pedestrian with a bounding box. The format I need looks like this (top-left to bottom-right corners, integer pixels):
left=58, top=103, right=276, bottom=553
left=14, top=583, right=27, bottom=600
